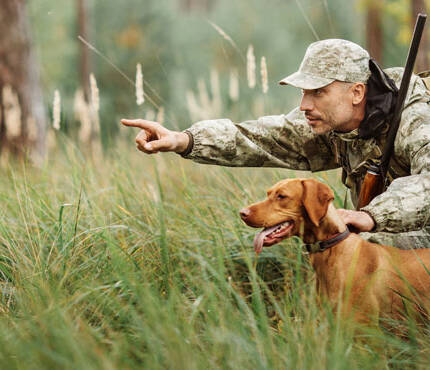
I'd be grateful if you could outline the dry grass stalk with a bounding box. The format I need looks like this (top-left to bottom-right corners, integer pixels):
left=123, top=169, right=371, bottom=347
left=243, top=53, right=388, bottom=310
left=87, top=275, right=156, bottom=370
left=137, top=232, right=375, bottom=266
left=27, top=117, right=38, bottom=142
left=0, top=150, right=8, bottom=168
left=197, top=78, right=211, bottom=114
left=53, top=90, right=61, bottom=130
left=207, top=20, right=242, bottom=58
left=89, top=73, right=100, bottom=134
left=186, top=90, right=200, bottom=121
left=136, top=63, right=145, bottom=105
left=156, top=107, right=164, bottom=124
left=46, top=129, right=57, bottom=153
left=88, top=74, right=103, bottom=162
left=208, top=20, right=234, bottom=46
left=187, top=71, right=225, bottom=121
left=210, top=68, right=222, bottom=116
left=229, top=69, right=239, bottom=101
left=253, top=96, right=265, bottom=117
left=147, top=183, right=159, bottom=202
left=90, top=74, right=100, bottom=113
left=247, top=45, right=256, bottom=89
left=260, top=56, right=268, bottom=94
left=145, top=109, right=155, bottom=122
left=2, top=85, right=21, bottom=139
left=74, top=89, right=92, bottom=143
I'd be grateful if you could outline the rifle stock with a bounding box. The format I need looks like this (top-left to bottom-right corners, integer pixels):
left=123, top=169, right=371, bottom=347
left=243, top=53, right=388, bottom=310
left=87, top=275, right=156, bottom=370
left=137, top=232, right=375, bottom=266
left=356, top=165, right=384, bottom=209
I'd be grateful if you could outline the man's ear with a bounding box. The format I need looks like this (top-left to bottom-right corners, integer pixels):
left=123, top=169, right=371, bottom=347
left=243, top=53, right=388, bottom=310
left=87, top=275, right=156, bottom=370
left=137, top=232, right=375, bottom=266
left=351, top=82, right=366, bottom=105
left=301, top=179, right=335, bottom=227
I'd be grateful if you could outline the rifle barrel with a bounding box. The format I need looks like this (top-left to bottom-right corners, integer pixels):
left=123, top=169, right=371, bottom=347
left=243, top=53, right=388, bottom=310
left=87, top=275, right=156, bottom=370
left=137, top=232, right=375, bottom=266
left=379, top=13, right=427, bottom=177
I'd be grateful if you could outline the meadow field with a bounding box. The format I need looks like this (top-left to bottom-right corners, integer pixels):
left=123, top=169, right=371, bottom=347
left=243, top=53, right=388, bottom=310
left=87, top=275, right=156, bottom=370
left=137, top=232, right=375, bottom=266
left=0, top=137, right=429, bottom=370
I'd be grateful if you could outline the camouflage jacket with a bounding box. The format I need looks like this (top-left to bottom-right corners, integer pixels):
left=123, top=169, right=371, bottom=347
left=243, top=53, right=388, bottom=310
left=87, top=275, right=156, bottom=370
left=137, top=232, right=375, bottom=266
left=182, top=68, right=430, bottom=234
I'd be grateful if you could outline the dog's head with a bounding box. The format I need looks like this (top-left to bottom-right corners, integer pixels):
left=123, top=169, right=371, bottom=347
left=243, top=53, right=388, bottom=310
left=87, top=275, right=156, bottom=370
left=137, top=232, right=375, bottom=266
left=240, top=178, right=334, bottom=253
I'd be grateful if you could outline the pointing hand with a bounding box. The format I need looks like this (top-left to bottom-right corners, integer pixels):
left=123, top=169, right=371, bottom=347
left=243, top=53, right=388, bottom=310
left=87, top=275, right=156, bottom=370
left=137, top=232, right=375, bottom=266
left=121, top=119, right=189, bottom=154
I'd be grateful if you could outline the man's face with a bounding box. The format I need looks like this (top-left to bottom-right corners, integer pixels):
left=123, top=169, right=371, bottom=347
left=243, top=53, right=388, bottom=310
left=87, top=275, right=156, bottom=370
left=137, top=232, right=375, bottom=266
left=299, top=81, right=357, bottom=135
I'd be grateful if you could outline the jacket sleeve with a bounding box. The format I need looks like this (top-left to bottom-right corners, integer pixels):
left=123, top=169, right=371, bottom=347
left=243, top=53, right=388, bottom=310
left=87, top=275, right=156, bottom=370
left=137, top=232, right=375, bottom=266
left=362, top=100, right=430, bottom=233
left=180, top=108, right=339, bottom=172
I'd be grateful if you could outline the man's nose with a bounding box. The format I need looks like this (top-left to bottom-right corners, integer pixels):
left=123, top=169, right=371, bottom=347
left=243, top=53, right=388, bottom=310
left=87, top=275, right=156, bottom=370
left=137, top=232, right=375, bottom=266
left=300, top=94, right=314, bottom=112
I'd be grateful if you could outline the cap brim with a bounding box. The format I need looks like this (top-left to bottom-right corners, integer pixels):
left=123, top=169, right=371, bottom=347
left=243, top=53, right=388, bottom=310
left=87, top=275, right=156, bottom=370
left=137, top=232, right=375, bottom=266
left=279, top=71, right=334, bottom=89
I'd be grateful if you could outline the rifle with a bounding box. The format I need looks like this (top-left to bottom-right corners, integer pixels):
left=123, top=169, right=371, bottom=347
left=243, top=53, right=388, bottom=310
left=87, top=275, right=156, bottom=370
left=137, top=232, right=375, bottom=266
left=356, top=13, right=427, bottom=210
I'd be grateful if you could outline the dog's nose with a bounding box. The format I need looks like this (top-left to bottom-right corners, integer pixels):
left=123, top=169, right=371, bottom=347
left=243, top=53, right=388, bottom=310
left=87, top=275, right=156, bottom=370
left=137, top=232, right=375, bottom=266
left=239, top=208, right=251, bottom=220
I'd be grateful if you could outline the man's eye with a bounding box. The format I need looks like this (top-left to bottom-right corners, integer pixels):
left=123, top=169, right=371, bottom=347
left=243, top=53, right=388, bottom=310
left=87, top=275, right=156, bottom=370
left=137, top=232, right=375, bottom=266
left=313, top=89, right=322, bottom=95
left=277, top=194, right=287, bottom=200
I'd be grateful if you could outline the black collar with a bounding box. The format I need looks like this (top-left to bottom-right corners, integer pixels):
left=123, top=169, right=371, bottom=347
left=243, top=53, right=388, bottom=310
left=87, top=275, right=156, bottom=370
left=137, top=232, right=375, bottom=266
left=359, top=58, right=398, bottom=139
left=305, top=227, right=351, bottom=254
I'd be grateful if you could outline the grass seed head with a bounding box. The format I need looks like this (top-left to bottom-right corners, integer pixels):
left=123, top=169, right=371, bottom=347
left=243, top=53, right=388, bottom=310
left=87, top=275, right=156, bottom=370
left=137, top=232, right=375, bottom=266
left=186, top=90, right=200, bottom=121
left=247, top=44, right=256, bottom=89
left=74, top=89, right=92, bottom=143
left=136, top=63, right=145, bottom=106
left=89, top=74, right=100, bottom=113
left=229, top=69, right=239, bottom=101
left=2, top=85, right=22, bottom=138
left=53, top=89, right=61, bottom=130
left=261, top=56, right=269, bottom=94
left=210, top=68, right=222, bottom=116
left=89, top=73, right=100, bottom=134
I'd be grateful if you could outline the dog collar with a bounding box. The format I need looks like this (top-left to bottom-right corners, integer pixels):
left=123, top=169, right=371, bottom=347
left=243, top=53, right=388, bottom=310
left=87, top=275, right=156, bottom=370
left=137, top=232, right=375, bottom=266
left=305, top=227, right=351, bottom=254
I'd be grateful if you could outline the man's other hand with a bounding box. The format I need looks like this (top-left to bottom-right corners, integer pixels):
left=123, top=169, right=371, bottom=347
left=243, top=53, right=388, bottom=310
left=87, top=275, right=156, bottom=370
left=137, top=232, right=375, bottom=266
left=337, top=209, right=375, bottom=233
left=121, top=119, right=189, bottom=154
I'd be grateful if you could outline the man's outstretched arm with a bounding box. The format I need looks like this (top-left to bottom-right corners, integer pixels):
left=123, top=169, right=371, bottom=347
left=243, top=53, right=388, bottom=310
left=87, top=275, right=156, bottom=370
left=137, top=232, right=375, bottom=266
left=122, top=109, right=339, bottom=171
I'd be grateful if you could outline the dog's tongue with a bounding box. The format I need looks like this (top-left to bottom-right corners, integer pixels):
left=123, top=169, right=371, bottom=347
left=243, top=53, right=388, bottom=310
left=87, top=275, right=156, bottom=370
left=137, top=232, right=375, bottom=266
left=253, top=224, right=280, bottom=254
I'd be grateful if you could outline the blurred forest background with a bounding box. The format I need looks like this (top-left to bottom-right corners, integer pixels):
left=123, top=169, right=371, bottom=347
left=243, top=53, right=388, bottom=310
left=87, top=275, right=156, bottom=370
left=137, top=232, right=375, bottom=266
left=0, top=0, right=428, bottom=164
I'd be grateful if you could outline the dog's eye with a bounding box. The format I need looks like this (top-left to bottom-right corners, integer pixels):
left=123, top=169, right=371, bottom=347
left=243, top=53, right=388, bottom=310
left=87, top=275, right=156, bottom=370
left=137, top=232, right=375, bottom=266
left=277, top=194, right=287, bottom=200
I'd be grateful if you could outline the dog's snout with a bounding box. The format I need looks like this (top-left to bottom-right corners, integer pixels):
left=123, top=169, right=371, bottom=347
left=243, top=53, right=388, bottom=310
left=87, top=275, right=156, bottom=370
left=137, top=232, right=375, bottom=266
left=240, top=208, right=251, bottom=220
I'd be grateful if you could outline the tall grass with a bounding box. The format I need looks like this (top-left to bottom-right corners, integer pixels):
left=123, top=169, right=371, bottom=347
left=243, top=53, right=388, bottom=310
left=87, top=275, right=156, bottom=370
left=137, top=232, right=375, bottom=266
left=0, top=139, right=429, bottom=369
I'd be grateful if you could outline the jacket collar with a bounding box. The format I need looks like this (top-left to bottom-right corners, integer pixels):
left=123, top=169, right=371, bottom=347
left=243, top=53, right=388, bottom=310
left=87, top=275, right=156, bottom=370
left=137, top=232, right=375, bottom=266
left=330, top=129, right=359, bottom=141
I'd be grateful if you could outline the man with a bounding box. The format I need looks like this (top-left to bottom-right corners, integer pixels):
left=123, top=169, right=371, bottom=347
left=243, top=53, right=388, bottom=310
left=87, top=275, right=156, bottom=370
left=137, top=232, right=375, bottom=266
left=122, top=39, right=430, bottom=249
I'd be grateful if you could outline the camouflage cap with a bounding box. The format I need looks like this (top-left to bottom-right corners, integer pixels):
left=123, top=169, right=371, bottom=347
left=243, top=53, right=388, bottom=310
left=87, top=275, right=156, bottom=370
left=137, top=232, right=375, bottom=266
left=279, top=39, right=371, bottom=89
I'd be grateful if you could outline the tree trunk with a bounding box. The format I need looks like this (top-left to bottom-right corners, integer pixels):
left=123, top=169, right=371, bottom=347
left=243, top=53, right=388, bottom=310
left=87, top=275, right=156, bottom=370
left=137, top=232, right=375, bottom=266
left=366, top=2, right=383, bottom=64
left=77, top=0, right=91, bottom=100
left=411, top=0, right=429, bottom=72
left=0, top=0, right=46, bottom=163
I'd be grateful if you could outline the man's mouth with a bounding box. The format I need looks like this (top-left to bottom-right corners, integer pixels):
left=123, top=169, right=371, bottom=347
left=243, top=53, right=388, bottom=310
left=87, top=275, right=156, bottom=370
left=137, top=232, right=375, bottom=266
left=305, top=116, right=322, bottom=125
left=253, top=220, right=294, bottom=254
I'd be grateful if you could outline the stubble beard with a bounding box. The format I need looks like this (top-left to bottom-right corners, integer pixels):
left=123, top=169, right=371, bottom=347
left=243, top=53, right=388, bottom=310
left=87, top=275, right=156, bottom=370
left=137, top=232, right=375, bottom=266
left=311, top=111, right=351, bottom=135
left=308, top=116, right=337, bottom=135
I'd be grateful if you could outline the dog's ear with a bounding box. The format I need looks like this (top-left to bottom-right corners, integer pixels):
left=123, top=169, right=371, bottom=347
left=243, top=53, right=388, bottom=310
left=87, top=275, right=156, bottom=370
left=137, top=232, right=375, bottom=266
left=301, top=179, right=334, bottom=227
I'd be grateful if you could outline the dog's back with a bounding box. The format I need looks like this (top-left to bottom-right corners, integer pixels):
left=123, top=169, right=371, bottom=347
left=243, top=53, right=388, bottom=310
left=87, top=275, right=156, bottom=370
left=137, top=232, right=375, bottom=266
left=312, top=233, right=430, bottom=322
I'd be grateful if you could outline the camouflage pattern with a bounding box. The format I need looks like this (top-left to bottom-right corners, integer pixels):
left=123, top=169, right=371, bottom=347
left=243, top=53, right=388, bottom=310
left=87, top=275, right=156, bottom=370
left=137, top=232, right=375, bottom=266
left=279, top=39, right=371, bottom=89
left=182, top=68, right=430, bottom=249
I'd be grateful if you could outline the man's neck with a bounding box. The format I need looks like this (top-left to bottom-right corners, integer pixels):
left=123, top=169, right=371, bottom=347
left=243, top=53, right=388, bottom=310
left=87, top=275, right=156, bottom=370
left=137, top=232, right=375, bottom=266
left=336, top=96, right=367, bottom=133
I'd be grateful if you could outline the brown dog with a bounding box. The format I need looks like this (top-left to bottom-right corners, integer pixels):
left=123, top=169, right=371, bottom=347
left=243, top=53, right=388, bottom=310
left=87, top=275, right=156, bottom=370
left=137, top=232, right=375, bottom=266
left=240, top=178, right=430, bottom=324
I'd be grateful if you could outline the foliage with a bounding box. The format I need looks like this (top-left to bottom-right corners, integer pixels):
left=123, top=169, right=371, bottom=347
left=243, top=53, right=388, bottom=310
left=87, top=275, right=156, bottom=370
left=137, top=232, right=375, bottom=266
left=27, top=0, right=371, bottom=135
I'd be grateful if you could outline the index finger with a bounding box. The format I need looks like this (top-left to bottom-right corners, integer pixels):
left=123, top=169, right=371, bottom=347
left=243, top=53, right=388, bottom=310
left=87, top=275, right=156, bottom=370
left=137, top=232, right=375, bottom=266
left=121, top=118, right=159, bottom=129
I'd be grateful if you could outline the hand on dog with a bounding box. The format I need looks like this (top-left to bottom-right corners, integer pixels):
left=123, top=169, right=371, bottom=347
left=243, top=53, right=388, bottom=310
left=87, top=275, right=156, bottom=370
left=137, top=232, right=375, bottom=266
left=121, top=119, right=189, bottom=154
left=337, top=209, right=375, bottom=232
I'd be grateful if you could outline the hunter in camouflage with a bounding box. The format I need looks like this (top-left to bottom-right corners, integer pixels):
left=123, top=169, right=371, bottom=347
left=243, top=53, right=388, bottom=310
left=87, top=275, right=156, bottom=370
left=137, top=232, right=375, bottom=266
left=122, top=39, right=430, bottom=249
